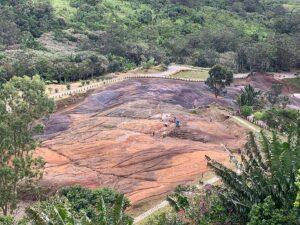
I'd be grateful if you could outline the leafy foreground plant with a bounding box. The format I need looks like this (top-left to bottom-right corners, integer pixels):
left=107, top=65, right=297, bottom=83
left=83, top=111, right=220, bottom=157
left=25, top=192, right=133, bottom=225
left=206, top=128, right=300, bottom=223
left=166, top=184, right=241, bottom=225
left=58, top=186, right=131, bottom=221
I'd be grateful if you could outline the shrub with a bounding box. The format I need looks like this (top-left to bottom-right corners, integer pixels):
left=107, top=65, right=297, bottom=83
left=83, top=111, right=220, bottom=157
left=262, top=108, right=300, bottom=133
left=248, top=197, right=298, bottom=225
left=58, top=185, right=131, bottom=220
left=66, top=83, right=71, bottom=90
left=80, top=80, right=86, bottom=86
left=240, top=105, right=253, bottom=117
left=142, top=57, right=156, bottom=70
left=144, top=211, right=186, bottom=225
left=253, top=111, right=266, bottom=121
left=48, top=87, right=53, bottom=94
left=0, top=216, right=14, bottom=225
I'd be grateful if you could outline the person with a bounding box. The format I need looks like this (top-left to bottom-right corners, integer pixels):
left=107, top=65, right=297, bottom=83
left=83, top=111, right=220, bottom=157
left=175, top=119, right=180, bottom=128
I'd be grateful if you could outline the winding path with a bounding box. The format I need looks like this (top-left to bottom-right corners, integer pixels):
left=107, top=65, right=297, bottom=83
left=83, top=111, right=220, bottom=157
left=49, top=64, right=194, bottom=100
left=133, top=176, right=220, bottom=224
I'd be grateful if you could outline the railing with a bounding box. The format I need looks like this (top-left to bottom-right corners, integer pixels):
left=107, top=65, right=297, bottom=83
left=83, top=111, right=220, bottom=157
left=50, top=75, right=205, bottom=100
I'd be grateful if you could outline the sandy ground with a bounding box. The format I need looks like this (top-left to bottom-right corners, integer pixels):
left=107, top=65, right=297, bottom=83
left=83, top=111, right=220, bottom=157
left=38, top=78, right=247, bottom=205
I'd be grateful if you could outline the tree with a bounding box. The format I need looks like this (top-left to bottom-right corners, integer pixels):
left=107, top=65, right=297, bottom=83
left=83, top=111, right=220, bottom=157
left=237, top=85, right=261, bottom=109
left=295, top=170, right=300, bottom=209
left=205, top=64, right=233, bottom=98
left=0, top=75, right=54, bottom=215
left=265, top=84, right=290, bottom=107
left=205, top=126, right=300, bottom=222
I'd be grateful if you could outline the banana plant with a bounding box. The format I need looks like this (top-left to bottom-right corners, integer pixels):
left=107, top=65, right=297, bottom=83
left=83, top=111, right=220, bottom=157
left=205, top=126, right=300, bottom=216
left=26, top=197, right=92, bottom=225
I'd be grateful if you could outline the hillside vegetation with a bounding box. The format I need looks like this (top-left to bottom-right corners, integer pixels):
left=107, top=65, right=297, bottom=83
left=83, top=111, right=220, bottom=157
left=0, top=0, right=299, bottom=83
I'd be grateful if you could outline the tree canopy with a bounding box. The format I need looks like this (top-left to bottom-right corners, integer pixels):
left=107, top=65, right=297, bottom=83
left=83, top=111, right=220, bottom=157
left=0, top=75, right=54, bottom=215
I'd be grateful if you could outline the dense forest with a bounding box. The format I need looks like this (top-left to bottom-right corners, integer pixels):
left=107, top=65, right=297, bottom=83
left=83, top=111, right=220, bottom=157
left=0, top=0, right=299, bottom=83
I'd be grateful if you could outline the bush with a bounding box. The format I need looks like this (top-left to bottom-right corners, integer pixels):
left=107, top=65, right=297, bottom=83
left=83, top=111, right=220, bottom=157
left=58, top=185, right=131, bottom=220
left=262, top=108, right=300, bottom=133
left=66, top=83, right=71, bottom=90
left=241, top=105, right=253, bottom=117
left=0, top=216, right=14, bottom=225
left=253, top=111, right=266, bottom=121
left=248, top=196, right=298, bottom=225
left=144, top=211, right=187, bottom=225
left=142, top=57, right=156, bottom=69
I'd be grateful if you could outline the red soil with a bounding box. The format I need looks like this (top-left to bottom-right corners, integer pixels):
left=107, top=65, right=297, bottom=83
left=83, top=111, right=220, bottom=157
left=234, top=72, right=296, bottom=94
left=38, top=78, right=247, bottom=204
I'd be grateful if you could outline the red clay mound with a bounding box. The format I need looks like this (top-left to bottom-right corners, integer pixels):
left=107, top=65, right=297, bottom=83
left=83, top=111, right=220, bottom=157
left=38, top=78, right=247, bottom=204
left=234, top=73, right=295, bottom=94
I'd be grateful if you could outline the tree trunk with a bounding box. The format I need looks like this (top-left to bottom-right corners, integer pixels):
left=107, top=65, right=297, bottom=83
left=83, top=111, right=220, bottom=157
left=2, top=205, right=8, bottom=216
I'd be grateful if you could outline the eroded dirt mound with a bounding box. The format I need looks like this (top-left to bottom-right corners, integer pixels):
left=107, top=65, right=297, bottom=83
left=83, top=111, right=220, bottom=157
left=38, top=78, right=247, bottom=204
left=234, top=73, right=295, bottom=94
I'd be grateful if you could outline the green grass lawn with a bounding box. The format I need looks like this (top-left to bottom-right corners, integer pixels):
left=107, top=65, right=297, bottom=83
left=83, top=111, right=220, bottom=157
left=171, top=69, right=210, bottom=81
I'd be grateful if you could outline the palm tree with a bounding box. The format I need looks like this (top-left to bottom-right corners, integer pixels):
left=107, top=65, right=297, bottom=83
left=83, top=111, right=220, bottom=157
left=206, top=127, right=300, bottom=218
left=237, top=85, right=261, bottom=108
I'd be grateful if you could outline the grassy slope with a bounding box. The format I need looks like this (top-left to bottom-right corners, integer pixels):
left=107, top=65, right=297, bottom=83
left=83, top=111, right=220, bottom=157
left=49, top=0, right=76, bottom=21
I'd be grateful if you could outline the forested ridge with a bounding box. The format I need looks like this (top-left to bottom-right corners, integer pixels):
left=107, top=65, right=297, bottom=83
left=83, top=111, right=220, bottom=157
left=0, top=0, right=299, bottom=83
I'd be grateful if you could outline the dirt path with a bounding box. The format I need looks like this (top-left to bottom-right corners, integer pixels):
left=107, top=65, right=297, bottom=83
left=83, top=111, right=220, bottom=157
left=49, top=64, right=193, bottom=100
left=133, top=176, right=220, bottom=224
left=231, top=116, right=261, bottom=132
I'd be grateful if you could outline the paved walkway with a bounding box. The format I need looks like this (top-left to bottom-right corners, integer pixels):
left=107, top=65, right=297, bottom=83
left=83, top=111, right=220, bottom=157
left=133, top=176, right=219, bottom=224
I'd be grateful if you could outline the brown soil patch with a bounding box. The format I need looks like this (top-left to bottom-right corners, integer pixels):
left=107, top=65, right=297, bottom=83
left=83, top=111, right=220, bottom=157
left=38, top=78, right=246, bottom=205
left=234, top=72, right=296, bottom=94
